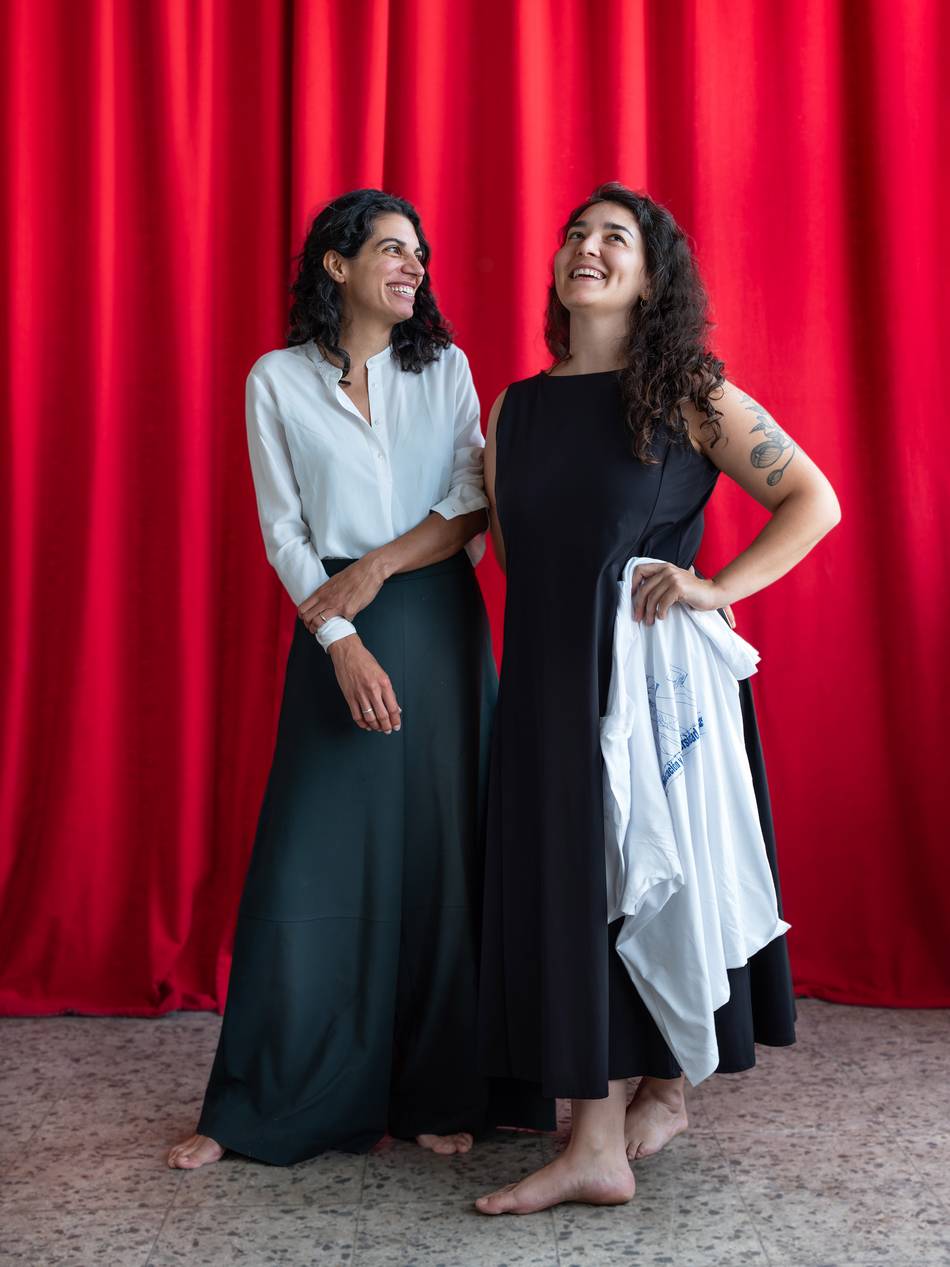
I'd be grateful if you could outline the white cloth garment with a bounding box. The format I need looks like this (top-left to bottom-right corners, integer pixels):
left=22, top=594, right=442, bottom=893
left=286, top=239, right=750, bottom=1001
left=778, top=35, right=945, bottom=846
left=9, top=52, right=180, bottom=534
left=245, top=340, right=489, bottom=650
left=600, top=557, right=790, bottom=1085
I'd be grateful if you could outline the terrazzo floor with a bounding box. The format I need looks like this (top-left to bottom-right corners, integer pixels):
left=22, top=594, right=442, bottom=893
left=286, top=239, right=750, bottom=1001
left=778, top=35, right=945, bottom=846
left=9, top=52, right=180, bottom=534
left=1, top=1000, right=949, bottom=1266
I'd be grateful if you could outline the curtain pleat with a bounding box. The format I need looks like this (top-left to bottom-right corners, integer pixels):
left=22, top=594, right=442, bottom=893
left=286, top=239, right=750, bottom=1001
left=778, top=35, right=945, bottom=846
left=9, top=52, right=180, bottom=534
left=1, top=0, right=946, bottom=1013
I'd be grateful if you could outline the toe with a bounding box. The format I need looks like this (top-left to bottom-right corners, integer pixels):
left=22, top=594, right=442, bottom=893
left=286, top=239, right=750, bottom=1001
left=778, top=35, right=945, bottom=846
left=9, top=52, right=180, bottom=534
left=475, top=1182, right=519, bottom=1215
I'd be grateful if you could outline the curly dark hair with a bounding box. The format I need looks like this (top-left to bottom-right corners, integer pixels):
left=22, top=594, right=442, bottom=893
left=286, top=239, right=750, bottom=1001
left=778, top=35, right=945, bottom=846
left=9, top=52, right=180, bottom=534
left=288, top=188, right=452, bottom=377
left=545, top=182, right=725, bottom=461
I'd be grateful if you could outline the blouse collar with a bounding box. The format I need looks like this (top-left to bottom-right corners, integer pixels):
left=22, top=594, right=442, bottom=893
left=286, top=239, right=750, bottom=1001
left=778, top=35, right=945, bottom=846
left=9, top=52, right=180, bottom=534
left=305, top=340, right=393, bottom=386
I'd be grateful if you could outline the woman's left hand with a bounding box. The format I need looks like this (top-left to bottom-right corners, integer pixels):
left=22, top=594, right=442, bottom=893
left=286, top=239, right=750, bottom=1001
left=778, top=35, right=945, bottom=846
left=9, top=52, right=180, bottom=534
left=631, top=562, right=729, bottom=626
left=298, top=555, right=387, bottom=634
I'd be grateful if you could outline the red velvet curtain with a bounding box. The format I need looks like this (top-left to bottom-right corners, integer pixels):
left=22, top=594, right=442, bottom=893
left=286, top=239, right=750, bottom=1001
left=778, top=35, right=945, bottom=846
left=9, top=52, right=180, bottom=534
left=1, top=0, right=946, bottom=1014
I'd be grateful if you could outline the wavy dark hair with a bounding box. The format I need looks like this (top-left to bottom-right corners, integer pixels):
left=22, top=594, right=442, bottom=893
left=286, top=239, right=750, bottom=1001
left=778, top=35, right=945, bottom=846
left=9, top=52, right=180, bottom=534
left=288, top=188, right=452, bottom=377
left=545, top=182, right=725, bottom=461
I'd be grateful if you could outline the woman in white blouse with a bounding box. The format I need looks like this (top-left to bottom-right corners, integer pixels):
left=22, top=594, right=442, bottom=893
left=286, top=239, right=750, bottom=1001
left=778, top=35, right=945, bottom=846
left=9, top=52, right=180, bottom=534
left=167, top=189, right=552, bottom=1169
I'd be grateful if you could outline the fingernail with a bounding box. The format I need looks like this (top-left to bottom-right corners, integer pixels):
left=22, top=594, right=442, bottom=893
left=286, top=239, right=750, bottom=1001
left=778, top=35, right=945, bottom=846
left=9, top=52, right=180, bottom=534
left=394, top=725, right=401, bottom=732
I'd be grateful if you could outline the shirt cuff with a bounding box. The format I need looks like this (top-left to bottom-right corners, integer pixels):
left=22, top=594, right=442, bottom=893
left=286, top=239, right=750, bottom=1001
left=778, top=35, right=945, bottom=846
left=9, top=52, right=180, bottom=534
left=430, top=486, right=490, bottom=520
left=314, top=615, right=358, bottom=652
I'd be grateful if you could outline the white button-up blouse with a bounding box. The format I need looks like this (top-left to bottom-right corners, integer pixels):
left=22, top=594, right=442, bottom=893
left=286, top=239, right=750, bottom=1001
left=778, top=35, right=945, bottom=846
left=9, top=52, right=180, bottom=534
left=245, top=340, right=489, bottom=650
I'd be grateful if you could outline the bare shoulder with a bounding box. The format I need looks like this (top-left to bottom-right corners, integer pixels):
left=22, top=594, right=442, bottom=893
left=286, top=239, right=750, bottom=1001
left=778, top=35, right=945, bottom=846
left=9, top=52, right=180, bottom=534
left=683, top=379, right=819, bottom=512
left=685, top=381, right=795, bottom=473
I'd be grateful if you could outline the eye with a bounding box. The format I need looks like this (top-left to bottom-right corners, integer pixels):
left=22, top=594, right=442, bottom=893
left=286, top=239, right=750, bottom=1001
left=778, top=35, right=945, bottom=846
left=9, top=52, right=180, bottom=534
left=607, top=233, right=626, bottom=243
left=385, top=244, right=400, bottom=254
left=566, top=230, right=583, bottom=240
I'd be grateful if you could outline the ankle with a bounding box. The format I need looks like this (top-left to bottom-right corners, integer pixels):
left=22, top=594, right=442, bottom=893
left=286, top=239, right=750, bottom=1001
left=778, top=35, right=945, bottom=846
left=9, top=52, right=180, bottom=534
left=565, top=1134, right=628, bottom=1165
left=637, top=1076, right=686, bottom=1108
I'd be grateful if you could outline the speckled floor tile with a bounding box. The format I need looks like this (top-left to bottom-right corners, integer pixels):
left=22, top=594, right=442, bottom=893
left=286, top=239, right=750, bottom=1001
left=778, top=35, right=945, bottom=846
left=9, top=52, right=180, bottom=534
left=720, top=1129, right=950, bottom=1264
left=841, top=1071, right=950, bottom=1137
left=356, top=1199, right=559, bottom=1266
left=901, top=1130, right=950, bottom=1209
left=31, top=1092, right=199, bottom=1156
left=0, top=1144, right=182, bottom=1212
left=553, top=1192, right=674, bottom=1265
left=174, top=1149, right=365, bottom=1208
left=628, top=1129, right=730, bottom=1199
left=672, top=1181, right=768, bottom=1264
left=363, top=1133, right=552, bottom=1207
left=0, top=1205, right=166, bottom=1266
left=694, top=1055, right=873, bottom=1135
left=148, top=1202, right=358, bottom=1265
left=4, top=1007, right=950, bottom=1265
left=808, top=1006, right=950, bottom=1089
left=0, top=1089, right=59, bottom=1146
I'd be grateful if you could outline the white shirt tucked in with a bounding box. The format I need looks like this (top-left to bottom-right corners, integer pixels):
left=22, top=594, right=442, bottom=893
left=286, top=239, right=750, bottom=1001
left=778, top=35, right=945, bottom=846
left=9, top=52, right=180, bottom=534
left=600, top=557, right=790, bottom=1085
left=245, top=340, right=489, bottom=649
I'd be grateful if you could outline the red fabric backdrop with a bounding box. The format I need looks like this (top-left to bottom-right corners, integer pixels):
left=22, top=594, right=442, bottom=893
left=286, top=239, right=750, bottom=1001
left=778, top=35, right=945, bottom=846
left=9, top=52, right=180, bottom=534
left=1, top=0, right=947, bottom=1015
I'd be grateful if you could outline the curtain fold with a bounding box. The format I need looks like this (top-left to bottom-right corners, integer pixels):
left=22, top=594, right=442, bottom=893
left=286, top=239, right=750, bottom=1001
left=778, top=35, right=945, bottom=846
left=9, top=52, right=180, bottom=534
left=1, top=0, right=946, bottom=1013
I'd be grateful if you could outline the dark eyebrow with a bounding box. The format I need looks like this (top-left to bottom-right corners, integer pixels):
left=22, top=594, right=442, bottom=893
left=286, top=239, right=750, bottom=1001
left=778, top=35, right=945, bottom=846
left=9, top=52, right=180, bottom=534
left=377, top=236, right=424, bottom=254
left=568, top=219, right=634, bottom=239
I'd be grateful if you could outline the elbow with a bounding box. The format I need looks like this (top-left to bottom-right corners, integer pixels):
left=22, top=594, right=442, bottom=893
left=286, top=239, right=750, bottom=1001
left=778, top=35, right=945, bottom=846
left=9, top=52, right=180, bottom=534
left=821, top=488, right=842, bottom=535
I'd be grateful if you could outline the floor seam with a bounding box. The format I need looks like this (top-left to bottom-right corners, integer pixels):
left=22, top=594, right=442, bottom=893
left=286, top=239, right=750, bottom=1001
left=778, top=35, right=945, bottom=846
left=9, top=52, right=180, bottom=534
left=710, top=1128, right=775, bottom=1266
left=143, top=1170, right=183, bottom=1267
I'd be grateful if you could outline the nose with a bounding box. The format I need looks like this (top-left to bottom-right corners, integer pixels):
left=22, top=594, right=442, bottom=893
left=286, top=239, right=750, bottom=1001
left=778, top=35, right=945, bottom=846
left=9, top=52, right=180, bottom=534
left=574, top=236, right=600, bottom=256
left=404, top=258, right=425, bottom=277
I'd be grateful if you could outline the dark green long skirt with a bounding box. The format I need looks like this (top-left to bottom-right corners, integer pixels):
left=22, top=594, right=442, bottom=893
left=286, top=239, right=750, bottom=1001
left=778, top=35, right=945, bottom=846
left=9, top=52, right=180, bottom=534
left=198, top=552, right=552, bottom=1164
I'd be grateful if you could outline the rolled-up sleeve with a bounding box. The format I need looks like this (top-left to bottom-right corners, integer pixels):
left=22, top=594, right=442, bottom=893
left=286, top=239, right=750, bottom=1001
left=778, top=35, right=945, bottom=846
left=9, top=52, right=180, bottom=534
left=429, top=347, right=490, bottom=522
left=246, top=368, right=357, bottom=651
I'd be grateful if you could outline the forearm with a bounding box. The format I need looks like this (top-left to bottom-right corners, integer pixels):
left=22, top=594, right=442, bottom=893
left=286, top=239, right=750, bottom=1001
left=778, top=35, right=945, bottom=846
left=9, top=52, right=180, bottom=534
left=367, top=509, right=488, bottom=580
left=712, top=488, right=841, bottom=607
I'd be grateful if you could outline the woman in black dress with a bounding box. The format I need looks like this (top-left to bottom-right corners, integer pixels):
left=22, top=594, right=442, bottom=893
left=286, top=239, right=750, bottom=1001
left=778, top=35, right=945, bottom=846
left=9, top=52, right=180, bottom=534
left=475, top=183, right=840, bottom=1214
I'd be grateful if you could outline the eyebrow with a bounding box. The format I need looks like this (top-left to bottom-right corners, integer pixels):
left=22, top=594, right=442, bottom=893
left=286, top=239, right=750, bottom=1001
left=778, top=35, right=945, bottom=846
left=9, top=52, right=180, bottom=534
left=569, top=219, right=634, bottom=239
left=377, top=236, right=424, bottom=253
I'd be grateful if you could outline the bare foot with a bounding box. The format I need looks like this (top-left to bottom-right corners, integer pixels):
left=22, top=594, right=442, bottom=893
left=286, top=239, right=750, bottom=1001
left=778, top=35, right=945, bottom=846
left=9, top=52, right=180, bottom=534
left=475, top=1147, right=635, bottom=1215
left=624, top=1076, right=688, bottom=1160
left=167, top=1133, right=225, bottom=1169
left=416, top=1132, right=474, bottom=1156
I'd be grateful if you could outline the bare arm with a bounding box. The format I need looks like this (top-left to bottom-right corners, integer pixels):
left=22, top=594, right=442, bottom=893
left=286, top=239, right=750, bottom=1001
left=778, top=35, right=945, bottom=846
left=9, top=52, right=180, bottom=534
left=632, top=381, right=841, bottom=623
left=298, top=507, right=486, bottom=633
left=692, top=381, right=841, bottom=606
left=484, top=388, right=508, bottom=573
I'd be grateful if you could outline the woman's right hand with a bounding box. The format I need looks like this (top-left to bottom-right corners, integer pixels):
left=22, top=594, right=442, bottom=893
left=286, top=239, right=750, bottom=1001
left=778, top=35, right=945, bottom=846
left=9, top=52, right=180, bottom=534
left=327, top=635, right=402, bottom=734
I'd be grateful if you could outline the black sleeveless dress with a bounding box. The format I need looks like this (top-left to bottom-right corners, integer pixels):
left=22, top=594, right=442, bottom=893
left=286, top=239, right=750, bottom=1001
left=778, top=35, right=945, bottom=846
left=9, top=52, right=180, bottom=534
left=477, top=371, right=796, bottom=1100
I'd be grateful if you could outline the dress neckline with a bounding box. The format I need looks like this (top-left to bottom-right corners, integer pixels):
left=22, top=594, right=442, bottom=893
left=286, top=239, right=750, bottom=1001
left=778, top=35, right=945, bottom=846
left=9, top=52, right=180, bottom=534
left=540, top=368, right=620, bottom=381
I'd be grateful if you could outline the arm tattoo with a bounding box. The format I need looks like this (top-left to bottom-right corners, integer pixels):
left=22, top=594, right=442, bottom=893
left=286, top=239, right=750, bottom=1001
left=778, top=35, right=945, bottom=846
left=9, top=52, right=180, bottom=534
left=738, top=389, right=796, bottom=486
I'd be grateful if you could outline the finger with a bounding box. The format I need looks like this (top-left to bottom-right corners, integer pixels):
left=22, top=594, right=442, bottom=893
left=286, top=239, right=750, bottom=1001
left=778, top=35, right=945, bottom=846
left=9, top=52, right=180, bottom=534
left=645, top=581, right=677, bottom=626
left=309, top=609, right=338, bottom=635
left=349, top=692, right=370, bottom=729
left=356, top=695, right=378, bottom=731
left=380, top=681, right=402, bottom=732
left=299, top=589, right=328, bottom=617
left=633, top=573, right=668, bottom=622
left=371, top=687, right=392, bottom=734
left=655, top=586, right=681, bottom=622
left=630, top=563, right=661, bottom=595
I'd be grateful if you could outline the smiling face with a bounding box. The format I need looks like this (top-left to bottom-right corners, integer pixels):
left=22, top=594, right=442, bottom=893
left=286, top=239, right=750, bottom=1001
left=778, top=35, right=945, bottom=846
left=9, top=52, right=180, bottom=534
left=324, top=213, right=426, bottom=328
left=553, top=201, right=649, bottom=317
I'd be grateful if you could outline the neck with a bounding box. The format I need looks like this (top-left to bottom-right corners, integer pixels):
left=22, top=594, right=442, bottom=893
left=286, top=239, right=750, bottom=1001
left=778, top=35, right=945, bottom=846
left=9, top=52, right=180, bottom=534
left=329, top=314, right=394, bottom=377
left=561, top=310, right=629, bottom=374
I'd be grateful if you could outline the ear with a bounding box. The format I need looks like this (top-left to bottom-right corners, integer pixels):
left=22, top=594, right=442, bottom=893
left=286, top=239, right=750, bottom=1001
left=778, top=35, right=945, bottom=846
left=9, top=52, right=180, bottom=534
left=323, top=249, right=346, bottom=284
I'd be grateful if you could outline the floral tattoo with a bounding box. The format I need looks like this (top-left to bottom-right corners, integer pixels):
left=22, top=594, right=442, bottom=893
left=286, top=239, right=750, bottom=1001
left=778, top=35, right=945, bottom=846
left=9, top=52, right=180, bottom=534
left=739, top=390, right=796, bottom=486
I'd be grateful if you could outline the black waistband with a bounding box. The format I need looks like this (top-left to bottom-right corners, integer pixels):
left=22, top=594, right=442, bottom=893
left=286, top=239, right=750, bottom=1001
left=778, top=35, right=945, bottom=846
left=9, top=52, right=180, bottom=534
left=321, top=551, right=471, bottom=582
